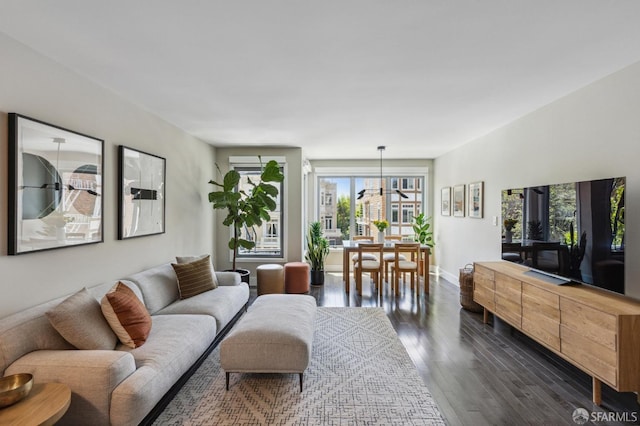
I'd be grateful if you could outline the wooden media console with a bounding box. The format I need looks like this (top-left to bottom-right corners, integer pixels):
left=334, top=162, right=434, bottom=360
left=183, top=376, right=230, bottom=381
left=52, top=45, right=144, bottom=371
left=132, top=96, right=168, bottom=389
left=473, top=261, right=640, bottom=405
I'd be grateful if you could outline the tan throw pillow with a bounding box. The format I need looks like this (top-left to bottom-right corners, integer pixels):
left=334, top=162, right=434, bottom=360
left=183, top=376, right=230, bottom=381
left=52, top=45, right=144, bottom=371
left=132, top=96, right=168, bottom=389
left=172, top=255, right=217, bottom=299
left=101, top=282, right=152, bottom=348
left=176, top=254, right=219, bottom=288
left=46, top=288, right=117, bottom=350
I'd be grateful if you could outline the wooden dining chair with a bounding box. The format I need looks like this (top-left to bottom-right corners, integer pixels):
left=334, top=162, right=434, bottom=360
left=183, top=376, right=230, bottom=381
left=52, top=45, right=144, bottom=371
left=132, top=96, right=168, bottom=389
left=353, top=243, right=384, bottom=295
left=351, top=236, right=377, bottom=269
left=390, top=243, right=421, bottom=296
left=382, top=235, right=405, bottom=282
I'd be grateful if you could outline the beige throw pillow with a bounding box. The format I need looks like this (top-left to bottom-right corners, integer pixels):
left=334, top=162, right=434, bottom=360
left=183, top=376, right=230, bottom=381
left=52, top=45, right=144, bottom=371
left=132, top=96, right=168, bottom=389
left=101, top=282, right=152, bottom=348
left=46, top=288, right=117, bottom=350
left=172, top=255, right=217, bottom=299
left=175, top=254, right=219, bottom=288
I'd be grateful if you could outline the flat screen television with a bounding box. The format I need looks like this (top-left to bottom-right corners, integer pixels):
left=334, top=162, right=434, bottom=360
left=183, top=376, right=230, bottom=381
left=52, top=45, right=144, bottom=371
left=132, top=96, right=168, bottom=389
left=501, top=177, right=625, bottom=294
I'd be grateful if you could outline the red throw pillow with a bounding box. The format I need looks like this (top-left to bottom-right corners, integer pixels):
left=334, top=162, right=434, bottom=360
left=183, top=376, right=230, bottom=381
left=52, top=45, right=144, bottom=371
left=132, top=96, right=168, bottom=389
left=101, top=282, right=152, bottom=348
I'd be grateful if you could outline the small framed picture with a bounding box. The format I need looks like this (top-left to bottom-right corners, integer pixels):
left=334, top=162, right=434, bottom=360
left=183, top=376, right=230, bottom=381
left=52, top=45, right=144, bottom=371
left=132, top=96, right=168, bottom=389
left=453, top=184, right=465, bottom=217
left=118, top=146, right=166, bottom=239
left=441, top=187, right=451, bottom=216
left=468, top=181, right=484, bottom=218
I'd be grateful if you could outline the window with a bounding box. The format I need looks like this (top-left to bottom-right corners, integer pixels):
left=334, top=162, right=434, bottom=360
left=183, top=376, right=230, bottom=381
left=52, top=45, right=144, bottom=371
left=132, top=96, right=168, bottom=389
left=325, top=193, right=333, bottom=206
left=402, top=204, right=414, bottom=223
left=391, top=204, right=399, bottom=223
left=402, top=178, right=415, bottom=190
left=317, top=174, right=425, bottom=244
left=234, top=165, right=283, bottom=258
left=323, top=216, right=332, bottom=230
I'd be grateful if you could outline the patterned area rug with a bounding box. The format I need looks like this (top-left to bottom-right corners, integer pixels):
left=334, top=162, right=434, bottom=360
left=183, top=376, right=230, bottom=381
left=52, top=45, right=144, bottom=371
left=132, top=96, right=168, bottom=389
left=154, top=307, right=445, bottom=425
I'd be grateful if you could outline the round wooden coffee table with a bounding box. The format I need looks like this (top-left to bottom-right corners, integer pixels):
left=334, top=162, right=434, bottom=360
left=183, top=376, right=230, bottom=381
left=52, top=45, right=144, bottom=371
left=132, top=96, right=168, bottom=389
left=0, top=382, right=71, bottom=425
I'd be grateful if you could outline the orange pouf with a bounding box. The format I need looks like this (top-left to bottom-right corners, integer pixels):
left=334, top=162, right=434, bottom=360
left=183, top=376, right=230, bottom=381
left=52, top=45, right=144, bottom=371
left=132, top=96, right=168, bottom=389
left=284, top=262, right=310, bottom=294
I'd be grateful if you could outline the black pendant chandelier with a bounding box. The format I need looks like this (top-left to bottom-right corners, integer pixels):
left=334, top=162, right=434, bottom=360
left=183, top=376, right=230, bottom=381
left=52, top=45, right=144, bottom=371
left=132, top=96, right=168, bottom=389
left=357, top=146, right=408, bottom=200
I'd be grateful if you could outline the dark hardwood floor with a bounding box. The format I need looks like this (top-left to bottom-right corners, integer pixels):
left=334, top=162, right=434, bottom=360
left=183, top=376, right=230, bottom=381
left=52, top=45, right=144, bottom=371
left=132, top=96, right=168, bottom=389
left=250, top=272, right=639, bottom=425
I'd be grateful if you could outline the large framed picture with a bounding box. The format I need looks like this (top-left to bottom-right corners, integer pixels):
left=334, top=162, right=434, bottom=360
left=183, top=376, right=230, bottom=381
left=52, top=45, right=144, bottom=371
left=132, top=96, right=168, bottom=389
left=441, top=187, right=451, bottom=216
left=468, top=181, right=484, bottom=218
left=453, top=184, right=465, bottom=217
left=118, top=146, right=166, bottom=239
left=8, top=114, right=104, bottom=255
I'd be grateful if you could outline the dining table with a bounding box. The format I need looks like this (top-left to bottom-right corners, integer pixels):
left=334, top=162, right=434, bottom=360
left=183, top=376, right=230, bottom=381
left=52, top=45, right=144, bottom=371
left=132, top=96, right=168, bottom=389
left=342, top=240, right=431, bottom=294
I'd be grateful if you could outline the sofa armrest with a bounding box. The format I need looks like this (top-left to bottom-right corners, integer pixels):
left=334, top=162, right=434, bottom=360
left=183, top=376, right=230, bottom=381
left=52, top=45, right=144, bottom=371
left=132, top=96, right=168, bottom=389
left=216, top=271, right=242, bottom=286
left=5, top=349, right=136, bottom=425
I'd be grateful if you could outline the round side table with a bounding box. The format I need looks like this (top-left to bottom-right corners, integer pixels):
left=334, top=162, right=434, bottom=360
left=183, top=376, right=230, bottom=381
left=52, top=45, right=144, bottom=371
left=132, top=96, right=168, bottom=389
left=0, top=382, right=71, bottom=426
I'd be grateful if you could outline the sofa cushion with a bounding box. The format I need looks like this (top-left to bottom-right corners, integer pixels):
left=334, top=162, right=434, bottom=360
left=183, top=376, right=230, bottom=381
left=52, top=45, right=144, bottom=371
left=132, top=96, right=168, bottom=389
left=101, top=282, right=152, bottom=348
left=46, top=288, right=117, bottom=350
left=171, top=255, right=217, bottom=299
left=176, top=254, right=219, bottom=288
left=155, top=283, right=249, bottom=331
left=110, top=314, right=217, bottom=425
left=124, top=263, right=179, bottom=314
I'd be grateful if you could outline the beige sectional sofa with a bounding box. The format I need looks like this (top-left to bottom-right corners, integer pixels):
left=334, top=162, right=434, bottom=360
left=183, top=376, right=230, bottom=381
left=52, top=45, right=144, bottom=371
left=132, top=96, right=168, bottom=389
left=0, top=262, right=249, bottom=426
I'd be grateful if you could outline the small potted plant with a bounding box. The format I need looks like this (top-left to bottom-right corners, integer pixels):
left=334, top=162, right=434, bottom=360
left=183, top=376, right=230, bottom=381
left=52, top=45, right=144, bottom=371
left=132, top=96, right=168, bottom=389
left=411, top=213, right=434, bottom=248
left=208, top=157, right=284, bottom=281
left=305, top=221, right=330, bottom=285
left=504, top=218, right=518, bottom=243
left=373, top=219, right=389, bottom=242
left=411, top=213, right=434, bottom=276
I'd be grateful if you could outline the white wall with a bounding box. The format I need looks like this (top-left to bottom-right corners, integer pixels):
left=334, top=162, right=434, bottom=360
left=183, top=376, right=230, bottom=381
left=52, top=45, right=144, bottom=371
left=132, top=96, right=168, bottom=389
left=0, top=34, right=217, bottom=317
left=434, top=61, right=640, bottom=300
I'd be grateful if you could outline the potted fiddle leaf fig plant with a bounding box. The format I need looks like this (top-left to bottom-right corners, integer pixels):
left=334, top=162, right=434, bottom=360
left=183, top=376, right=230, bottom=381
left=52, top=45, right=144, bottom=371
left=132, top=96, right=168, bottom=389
left=305, top=221, right=330, bottom=285
left=208, top=157, right=284, bottom=282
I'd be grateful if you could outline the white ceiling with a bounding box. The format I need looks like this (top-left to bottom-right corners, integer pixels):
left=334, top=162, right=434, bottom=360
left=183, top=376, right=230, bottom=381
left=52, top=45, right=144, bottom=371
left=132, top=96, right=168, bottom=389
left=1, top=1, right=640, bottom=160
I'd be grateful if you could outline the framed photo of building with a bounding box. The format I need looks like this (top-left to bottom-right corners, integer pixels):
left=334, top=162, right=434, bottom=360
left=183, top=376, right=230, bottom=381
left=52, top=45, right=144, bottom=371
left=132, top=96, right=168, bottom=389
left=441, top=187, right=451, bottom=216
left=468, top=181, right=484, bottom=218
left=453, top=184, right=465, bottom=217
left=8, top=113, right=104, bottom=255
left=118, top=146, right=166, bottom=239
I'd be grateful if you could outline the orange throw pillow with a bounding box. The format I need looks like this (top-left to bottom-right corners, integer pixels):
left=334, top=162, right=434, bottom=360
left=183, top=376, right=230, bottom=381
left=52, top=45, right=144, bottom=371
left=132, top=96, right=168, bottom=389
left=101, top=282, right=152, bottom=348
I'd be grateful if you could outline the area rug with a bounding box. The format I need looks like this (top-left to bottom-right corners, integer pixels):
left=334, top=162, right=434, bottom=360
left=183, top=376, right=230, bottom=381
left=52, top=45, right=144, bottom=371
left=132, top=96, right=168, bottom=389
left=154, top=307, right=446, bottom=425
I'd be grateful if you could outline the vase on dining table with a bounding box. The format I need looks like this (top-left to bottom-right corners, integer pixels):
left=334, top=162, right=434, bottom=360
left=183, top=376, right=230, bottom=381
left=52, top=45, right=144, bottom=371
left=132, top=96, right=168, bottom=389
left=505, top=230, right=513, bottom=243
left=378, top=231, right=385, bottom=243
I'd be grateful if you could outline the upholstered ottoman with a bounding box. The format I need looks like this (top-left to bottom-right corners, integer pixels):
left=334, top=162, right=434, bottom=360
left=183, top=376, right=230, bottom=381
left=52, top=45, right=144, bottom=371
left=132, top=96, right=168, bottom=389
left=284, top=261, right=310, bottom=294
left=256, top=264, right=285, bottom=295
left=220, top=294, right=317, bottom=391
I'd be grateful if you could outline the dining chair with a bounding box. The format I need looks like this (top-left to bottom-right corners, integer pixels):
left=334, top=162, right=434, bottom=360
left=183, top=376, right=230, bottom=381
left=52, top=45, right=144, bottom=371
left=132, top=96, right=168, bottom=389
left=531, top=242, right=569, bottom=275
left=382, top=235, right=405, bottom=282
left=351, top=236, right=377, bottom=269
left=390, top=243, right=421, bottom=296
left=353, top=243, right=384, bottom=295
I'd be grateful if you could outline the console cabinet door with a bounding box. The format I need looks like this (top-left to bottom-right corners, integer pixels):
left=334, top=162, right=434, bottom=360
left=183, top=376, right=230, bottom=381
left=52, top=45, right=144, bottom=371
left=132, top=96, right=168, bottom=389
left=474, top=264, right=495, bottom=311
left=494, top=273, right=522, bottom=328
left=560, top=298, right=618, bottom=387
left=522, top=283, right=560, bottom=351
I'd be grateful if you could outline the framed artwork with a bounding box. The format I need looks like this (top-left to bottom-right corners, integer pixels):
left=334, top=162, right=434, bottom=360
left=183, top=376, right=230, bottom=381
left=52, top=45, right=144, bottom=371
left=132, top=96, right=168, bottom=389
left=453, top=184, right=465, bottom=217
left=118, top=146, right=166, bottom=239
left=468, top=181, right=484, bottom=218
left=8, top=113, right=104, bottom=255
left=441, top=187, right=451, bottom=216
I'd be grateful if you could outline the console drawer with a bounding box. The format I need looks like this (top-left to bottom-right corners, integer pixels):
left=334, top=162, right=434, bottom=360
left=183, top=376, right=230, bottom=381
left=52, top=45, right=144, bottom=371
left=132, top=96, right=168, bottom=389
left=560, top=298, right=616, bottom=351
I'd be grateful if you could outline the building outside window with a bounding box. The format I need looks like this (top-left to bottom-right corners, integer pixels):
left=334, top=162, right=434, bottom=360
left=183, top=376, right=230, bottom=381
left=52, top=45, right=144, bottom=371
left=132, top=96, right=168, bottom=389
left=234, top=165, right=283, bottom=258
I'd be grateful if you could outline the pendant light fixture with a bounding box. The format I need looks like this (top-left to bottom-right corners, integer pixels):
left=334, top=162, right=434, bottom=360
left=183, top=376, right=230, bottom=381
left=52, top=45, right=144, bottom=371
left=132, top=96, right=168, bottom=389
left=357, top=146, right=408, bottom=200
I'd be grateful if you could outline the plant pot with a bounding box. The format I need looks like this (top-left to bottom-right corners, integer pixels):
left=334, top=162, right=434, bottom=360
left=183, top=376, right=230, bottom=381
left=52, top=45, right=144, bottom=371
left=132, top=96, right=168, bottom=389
left=225, top=268, right=250, bottom=284
left=310, top=269, right=325, bottom=285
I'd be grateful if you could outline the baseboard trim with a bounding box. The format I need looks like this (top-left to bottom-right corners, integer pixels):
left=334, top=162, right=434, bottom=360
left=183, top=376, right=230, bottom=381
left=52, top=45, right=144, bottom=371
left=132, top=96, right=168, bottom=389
left=138, top=303, right=248, bottom=426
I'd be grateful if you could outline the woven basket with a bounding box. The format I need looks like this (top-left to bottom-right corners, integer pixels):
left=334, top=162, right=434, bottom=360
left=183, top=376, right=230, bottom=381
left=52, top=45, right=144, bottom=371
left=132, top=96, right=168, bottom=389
left=459, top=264, right=483, bottom=313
